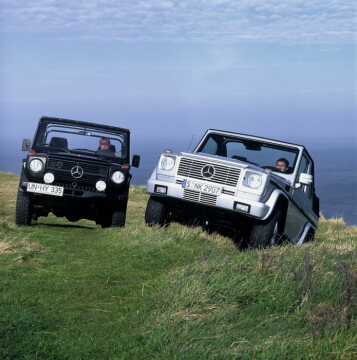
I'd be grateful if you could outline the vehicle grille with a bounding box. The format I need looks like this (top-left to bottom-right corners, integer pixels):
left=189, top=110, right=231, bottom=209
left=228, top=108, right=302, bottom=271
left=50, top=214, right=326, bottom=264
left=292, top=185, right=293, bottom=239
left=54, top=182, right=97, bottom=197
left=177, top=157, right=241, bottom=187
left=183, top=189, right=217, bottom=206
left=54, top=182, right=97, bottom=192
left=47, top=157, right=108, bottom=186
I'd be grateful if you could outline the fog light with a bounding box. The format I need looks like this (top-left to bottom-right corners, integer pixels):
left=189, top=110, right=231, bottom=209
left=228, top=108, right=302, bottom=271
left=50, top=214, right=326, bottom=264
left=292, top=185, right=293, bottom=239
left=44, top=172, right=55, bottom=184
left=155, top=185, right=167, bottom=194
left=96, top=180, right=106, bottom=192
left=234, top=202, right=250, bottom=213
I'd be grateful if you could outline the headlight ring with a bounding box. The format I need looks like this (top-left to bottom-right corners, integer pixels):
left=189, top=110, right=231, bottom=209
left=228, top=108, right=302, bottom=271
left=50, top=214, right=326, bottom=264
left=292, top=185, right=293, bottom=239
left=29, top=159, right=44, bottom=172
left=111, top=171, right=125, bottom=184
left=160, top=156, right=175, bottom=171
left=247, top=173, right=262, bottom=189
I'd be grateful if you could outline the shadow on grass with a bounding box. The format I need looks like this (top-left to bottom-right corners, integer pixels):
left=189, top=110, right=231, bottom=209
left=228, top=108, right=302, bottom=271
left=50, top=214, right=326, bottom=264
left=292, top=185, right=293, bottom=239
left=32, top=222, right=97, bottom=230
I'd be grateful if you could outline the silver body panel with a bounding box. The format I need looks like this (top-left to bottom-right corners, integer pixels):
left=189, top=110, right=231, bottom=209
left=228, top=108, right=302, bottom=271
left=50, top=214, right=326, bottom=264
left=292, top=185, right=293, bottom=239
left=147, top=130, right=319, bottom=244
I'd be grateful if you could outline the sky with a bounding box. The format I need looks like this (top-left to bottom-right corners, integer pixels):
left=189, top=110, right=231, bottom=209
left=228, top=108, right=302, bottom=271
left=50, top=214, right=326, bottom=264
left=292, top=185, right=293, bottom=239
left=0, top=0, right=356, bottom=150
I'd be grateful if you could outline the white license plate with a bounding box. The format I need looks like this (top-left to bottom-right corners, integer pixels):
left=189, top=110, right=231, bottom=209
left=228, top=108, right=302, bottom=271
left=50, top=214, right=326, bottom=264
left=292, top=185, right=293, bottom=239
left=182, top=179, right=221, bottom=195
left=27, top=182, right=64, bottom=197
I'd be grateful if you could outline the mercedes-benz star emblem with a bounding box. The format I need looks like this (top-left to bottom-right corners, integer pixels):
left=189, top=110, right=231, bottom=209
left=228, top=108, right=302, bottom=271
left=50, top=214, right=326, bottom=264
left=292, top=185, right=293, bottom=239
left=71, top=165, right=84, bottom=179
left=201, top=165, right=215, bottom=178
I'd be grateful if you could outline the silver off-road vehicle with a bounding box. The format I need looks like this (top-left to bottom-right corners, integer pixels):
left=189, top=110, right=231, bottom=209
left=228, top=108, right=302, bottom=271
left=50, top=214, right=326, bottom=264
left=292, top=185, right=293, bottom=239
left=145, top=129, right=319, bottom=249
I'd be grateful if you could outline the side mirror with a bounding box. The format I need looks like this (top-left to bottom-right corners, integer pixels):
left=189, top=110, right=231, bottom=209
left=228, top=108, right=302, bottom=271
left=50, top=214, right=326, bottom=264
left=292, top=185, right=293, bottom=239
left=132, top=155, right=140, bottom=168
left=298, top=173, right=313, bottom=186
left=22, top=139, right=31, bottom=151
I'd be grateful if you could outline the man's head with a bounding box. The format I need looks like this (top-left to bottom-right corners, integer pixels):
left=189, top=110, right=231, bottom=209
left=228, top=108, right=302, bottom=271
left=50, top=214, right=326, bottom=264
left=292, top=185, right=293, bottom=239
left=99, top=137, right=110, bottom=150
left=276, top=158, right=289, bottom=173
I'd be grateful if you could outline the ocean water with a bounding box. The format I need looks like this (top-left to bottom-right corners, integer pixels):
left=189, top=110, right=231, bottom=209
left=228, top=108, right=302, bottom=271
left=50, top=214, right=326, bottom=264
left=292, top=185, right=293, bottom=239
left=1, top=141, right=356, bottom=226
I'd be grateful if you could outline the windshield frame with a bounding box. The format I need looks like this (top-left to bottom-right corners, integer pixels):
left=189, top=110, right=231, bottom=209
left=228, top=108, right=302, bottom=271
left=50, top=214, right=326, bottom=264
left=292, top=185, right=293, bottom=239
left=32, top=117, right=130, bottom=162
left=194, top=130, right=304, bottom=181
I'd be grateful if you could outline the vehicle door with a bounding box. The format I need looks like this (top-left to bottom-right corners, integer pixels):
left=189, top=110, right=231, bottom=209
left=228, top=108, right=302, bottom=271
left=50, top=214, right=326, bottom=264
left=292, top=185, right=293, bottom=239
left=303, top=156, right=315, bottom=219
left=292, top=153, right=309, bottom=212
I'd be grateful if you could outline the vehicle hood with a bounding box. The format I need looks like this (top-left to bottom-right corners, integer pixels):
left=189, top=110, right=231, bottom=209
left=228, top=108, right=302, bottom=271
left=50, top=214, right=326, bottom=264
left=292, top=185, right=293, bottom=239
left=44, top=151, right=123, bottom=166
left=180, top=151, right=254, bottom=170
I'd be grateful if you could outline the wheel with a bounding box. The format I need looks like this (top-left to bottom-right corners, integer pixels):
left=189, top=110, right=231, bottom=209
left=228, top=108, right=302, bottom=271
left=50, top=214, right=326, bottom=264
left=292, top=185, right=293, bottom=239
left=15, top=191, right=32, bottom=226
left=232, top=227, right=250, bottom=250
left=305, top=228, right=315, bottom=243
left=145, top=196, right=167, bottom=226
left=101, top=210, right=126, bottom=228
left=111, top=210, right=126, bottom=227
left=248, top=209, right=282, bottom=249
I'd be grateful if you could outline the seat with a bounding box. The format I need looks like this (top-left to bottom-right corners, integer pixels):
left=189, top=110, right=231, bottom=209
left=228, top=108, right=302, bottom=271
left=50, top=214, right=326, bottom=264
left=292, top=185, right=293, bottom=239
left=49, top=137, right=68, bottom=149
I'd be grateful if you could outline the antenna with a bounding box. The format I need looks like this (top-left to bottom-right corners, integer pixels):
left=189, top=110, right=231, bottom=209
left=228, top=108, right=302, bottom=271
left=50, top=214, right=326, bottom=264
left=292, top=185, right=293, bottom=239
left=187, top=134, right=195, bottom=151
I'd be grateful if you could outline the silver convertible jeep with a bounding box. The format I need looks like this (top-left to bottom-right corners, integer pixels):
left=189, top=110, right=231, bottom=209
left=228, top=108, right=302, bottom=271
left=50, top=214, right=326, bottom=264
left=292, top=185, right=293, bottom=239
left=145, top=129, right=319, bottom=249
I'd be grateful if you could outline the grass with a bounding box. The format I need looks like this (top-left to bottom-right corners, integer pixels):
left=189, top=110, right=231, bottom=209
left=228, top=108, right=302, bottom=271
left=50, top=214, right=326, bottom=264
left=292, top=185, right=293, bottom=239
left=0, top=171, right=356, bottom=359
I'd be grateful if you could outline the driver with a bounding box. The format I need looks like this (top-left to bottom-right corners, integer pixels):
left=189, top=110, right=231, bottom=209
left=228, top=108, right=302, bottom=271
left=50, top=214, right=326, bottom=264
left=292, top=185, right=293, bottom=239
left=99, top=138, right=118, bottom=157
left=276, top=158, right=289, bottom=173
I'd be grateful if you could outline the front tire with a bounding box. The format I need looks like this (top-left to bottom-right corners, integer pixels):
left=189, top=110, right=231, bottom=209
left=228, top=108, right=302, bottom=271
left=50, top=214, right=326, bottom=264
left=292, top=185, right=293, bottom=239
left=111, top=210, right=126, bottom=227
left=145, top=196, right=167, bottom=226
left=15, top=191, right=32, bottom=226
left=101, top=207, right=127, bottom=228
left=248, top=209, right=282, bottom=249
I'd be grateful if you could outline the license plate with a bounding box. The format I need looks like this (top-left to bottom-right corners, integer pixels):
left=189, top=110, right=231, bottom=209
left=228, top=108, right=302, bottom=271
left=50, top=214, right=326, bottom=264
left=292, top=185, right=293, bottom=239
left=27, top=182, right=64, bottom=197
left=182, top=179, right=221, bottom=195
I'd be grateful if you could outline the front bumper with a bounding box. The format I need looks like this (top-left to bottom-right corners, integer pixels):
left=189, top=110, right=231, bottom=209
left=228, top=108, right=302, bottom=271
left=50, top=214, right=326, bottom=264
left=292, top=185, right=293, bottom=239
left=19, top=181, right=127, bottom=201
left=147, top=177, right=271, bottom=219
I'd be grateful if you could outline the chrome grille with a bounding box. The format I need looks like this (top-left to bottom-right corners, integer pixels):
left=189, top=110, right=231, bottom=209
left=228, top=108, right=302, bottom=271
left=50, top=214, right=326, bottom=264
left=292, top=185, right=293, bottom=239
left=183, top=189, right=217, bottom=206
left=177, top=157, right=241, bottom=187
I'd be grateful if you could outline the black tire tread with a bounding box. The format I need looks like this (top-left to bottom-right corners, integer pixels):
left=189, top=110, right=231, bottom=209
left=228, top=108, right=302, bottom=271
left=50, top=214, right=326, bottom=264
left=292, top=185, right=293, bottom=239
left=15, top=191, right=32, bottom=226
left=111, top=211, right=126, bottom=227
left=248, top=209, right=282, bottom=249
left=145, top=196, right=167, bottom=226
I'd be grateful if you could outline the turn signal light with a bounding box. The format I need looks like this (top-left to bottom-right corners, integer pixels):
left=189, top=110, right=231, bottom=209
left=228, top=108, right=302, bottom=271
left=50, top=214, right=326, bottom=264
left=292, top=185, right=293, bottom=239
left=29, top=150, right=36, bottom=154
left=122, top=164, right=130, bottom=169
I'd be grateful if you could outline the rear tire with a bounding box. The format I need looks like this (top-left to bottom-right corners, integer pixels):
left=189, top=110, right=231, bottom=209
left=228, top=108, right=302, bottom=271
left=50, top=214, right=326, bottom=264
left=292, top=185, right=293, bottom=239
left=248, top=209, right=282, bottom=249
left=145, top=196, right=167, bottom=226
left=15, top=191, right=32, bottom=226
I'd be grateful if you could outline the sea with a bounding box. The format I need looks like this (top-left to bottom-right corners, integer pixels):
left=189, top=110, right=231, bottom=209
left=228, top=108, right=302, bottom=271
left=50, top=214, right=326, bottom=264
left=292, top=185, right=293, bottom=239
left=1, top=141, right=356, bottom=226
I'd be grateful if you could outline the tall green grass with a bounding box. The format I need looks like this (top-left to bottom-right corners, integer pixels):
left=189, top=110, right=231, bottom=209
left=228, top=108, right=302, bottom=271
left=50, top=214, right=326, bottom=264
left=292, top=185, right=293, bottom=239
left=0, top=172, right=356, bottom=359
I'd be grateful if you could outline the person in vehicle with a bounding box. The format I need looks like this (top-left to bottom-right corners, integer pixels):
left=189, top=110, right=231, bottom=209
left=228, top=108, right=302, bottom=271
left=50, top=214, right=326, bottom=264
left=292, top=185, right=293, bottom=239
left=99, top=137, right=118, bottom=157
left=276, top=158, right=289, bottom=173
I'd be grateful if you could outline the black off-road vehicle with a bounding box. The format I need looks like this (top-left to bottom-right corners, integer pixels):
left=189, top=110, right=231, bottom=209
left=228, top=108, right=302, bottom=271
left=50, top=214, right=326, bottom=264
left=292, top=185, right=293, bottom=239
left=16, top=116, right=140, bottom=227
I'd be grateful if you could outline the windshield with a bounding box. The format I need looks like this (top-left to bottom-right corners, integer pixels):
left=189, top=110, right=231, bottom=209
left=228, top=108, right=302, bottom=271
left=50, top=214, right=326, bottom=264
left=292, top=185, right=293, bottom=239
left=36, top=123, right=128, bottom=160
left=197, top=134, right=298, bottom=174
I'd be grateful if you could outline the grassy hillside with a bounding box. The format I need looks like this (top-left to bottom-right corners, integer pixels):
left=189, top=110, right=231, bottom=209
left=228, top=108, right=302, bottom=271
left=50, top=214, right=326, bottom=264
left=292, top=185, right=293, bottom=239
left=0, top=172, right=356, bottom=359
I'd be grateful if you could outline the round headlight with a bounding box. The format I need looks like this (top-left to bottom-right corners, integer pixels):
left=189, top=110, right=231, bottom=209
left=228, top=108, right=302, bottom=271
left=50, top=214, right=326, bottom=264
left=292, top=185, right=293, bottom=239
left=29, top=159, right=43, bottom=172
left=96, top=180, right=107, bottom=191
left=44, top=173, right=55, bottom=184
left=111, top=171, right=125, bottom=184
left=247, top=174, right=262, bottom=189
left=161, top=156, right=175, bottom=171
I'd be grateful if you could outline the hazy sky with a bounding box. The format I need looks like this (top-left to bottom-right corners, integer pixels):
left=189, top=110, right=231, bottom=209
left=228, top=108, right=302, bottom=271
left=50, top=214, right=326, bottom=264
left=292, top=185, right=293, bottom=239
left=0, top=0, right=356, bottom=148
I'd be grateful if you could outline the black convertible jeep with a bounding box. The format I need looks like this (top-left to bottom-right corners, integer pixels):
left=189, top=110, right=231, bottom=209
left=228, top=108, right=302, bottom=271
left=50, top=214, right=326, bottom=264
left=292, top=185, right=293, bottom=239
left=15, top=116, right=140, bottom=227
